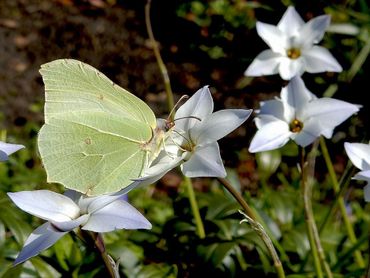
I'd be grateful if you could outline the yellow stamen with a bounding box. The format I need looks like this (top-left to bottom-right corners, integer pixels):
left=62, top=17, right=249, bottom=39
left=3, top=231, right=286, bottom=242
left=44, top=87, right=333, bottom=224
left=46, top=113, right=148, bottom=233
left=286, top=48, right=301, bottom=59
left=290, top=119, right=303, bottom=133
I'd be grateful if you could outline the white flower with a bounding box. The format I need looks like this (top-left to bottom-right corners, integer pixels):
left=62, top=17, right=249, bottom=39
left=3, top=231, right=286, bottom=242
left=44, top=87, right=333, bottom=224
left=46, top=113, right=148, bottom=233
left=249, top=76, right=360, bottom=153
left=7, top=189, right=151, bottom=265
left=245, top=6, right=342, bottom=80
left=344, top=142, right=370, bottom=201
left=167, top=86, right=252, bottom=177
left=0, top=141, right=24, bottom=161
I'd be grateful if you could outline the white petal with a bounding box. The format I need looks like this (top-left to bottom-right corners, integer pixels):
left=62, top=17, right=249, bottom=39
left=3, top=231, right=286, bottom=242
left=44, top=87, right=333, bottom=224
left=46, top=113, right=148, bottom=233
left=299, top=15, right=331, bottom=48
left=13, top=223, right=66, bottom=266
left=256, top=22, right=287, bottom=54
left=354, top=170, right=370, bottom=181
left=182, top=142, right=226, bottom=177
left=81, top=152, right=183, bottom=215
left=255, top=114, right=281, bottom=129
left=63, top=190, right=84, bottom=204
left=303, top=46, right=343, bottom=73
left=277, top=6, right=305, bottom=36
left=52, top=214, right=89, bottom=231
left=278, top=57, right=305, bottom=80
left=191, top=109, right=252, bottom=146
left=258, top=99, right=285, bottom=121
left=249, top=121, right=291, bottom=153
left=82, top=200, right=152, bottom=232
left=0, top=141, right=25, bottom=161
left=175, top=86, right=214, bottom=131
left=282, top=76, right=314, bottom=113
left=303, top=98, right=360, bottom=137
left=352, top=170, right=370, bottom=202
left=292, top=119, right=323, bottom=147
left=8, top=190, right=80, bottom=222
left=134, top=154, right=183, bottom=185
left=244, top=50, right=282, bottom=77
left=344, top=142, right=370, bottom=171
left=364, top=183, right=370, bottom=202
left=79, top=182, right=145, bottom=215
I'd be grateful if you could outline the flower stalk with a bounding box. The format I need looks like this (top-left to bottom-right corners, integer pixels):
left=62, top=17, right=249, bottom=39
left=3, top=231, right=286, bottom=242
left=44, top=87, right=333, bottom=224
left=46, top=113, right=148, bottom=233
left=80, top=230, right=118, bottom=278
left=144, top=0, right=204, bottom=238
left=319, top=137, right=365, bottom=268
left=145, top=0, right=174, bottom=117
left=218, top=177, right=285, bottom=278
left=300, top=145, right=332, bottom=278
left=184, top=176, right=206, bottom=238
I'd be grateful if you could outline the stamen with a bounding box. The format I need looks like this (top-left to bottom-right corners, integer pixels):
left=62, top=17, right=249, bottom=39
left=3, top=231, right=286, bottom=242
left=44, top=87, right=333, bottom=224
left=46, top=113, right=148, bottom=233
left=172, top=129, right=194, bottom=152
left=286, top=48, right=301, bottom=59
left=289, top=119, right=304, bottom=133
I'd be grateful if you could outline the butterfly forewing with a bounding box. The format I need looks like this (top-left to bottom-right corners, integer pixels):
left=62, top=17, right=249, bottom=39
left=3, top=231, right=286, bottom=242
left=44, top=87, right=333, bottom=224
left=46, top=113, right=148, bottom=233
left=38, top=59, right=157, bottom=195
left=40, top=59, right=156, bottom=128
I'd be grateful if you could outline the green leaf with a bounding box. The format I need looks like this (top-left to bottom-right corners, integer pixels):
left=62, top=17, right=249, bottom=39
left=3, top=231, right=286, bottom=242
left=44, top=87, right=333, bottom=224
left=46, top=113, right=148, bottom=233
left=136, top=264, right=177, bottom=278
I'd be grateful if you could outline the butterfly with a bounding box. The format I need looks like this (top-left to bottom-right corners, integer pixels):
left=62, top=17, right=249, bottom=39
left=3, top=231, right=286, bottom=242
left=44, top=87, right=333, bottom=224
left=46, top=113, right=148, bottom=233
left=38, top=59, right=168, bottom=196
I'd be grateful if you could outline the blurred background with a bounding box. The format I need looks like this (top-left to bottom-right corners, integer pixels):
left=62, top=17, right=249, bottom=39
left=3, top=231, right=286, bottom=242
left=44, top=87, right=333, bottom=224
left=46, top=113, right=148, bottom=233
left=0, top=0, right=369, bottom=277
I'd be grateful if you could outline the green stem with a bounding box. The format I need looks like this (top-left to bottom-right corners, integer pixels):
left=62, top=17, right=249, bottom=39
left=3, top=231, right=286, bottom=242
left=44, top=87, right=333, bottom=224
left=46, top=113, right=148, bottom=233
left=319, top=137, right=365, bottom=268
left=77, top=230, right=117, bottom=278
left=218, top=177, right=285, bottom=278
left=300, top=146, right=324, bottom=278
left=144, top=0, right=174, bottom=117
left=183, top=176, right=206, bottom=238
left=145, top=0, right=204, bottom=239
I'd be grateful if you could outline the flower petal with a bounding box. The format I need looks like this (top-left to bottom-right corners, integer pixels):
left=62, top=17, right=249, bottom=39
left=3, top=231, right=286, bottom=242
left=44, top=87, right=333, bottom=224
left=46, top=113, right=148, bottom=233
left=303, top=46, right=342, bottom=73
left=278, top=57, right=305, bottom=80
left=345, top=142, right=370, bottom=171
left=52, top=214, right=89, bottom=231
left=258, top=99, right=285, bottom=121
left=244, top=50, right=282, bottom=77
left=365, top=183, right=370, bottom=202
left=82, top=200, right=152, bottom=232
left=175, top=86, right=214, bottom=131
left=281, top=76, right=315, bottom=121
left=292, top=119, right=323, bottom=147
left=0, top=141, right=25, bottom=161
left=191, top=109, right=252, bottom=146
left=8, top=190, right=80, bottom=222
left=13, top=223, right=66, bottom=266
left=277, top=6, right=305, bottom=36
left=303, top=98, right=360, bottom=137
left=255, top=114, right=281, bottom=129
left=133, top=154, right=183, bottom=185
left=249, top=120, right=291, bottom=153
left=181, top=142, right=226, bottom=177
left=352, top=170, right=370, bottom=202
left=256, top=22, right=287, bottom=54
left=299, top=15, right=331, bottom=48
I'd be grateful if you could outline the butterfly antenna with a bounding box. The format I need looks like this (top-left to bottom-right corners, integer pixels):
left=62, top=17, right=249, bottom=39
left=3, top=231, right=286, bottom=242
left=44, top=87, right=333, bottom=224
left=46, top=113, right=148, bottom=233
left=167, top=95, right=189, bottom=122
left=174, top=116, right=202, bottom=122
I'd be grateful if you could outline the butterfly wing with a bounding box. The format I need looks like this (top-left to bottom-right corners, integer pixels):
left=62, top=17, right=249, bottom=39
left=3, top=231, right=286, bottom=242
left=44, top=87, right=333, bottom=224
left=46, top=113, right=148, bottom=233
left=38, top=59, right=156, bottom=195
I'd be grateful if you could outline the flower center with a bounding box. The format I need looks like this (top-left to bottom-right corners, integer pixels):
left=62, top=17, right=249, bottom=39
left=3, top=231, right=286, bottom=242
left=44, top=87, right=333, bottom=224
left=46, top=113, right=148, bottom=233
left=286, top=48, right=301, bottom=59
left=181, top=142, right=195, bottom=153
left=289, top=119, right=304, bottom=133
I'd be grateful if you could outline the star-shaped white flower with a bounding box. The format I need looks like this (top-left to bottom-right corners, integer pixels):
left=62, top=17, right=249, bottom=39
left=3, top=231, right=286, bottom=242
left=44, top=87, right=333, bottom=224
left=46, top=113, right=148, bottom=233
left=0, top=141, right=24, bottom=161
left=344, top=142, right=370, bottom=201
left=249, top=76, right=360, bottom=153
left=245, top=6, right=342, bottom=80
left=166, top=86, right=252, bottom=177
left=7, top=189, right=151, bottom=265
